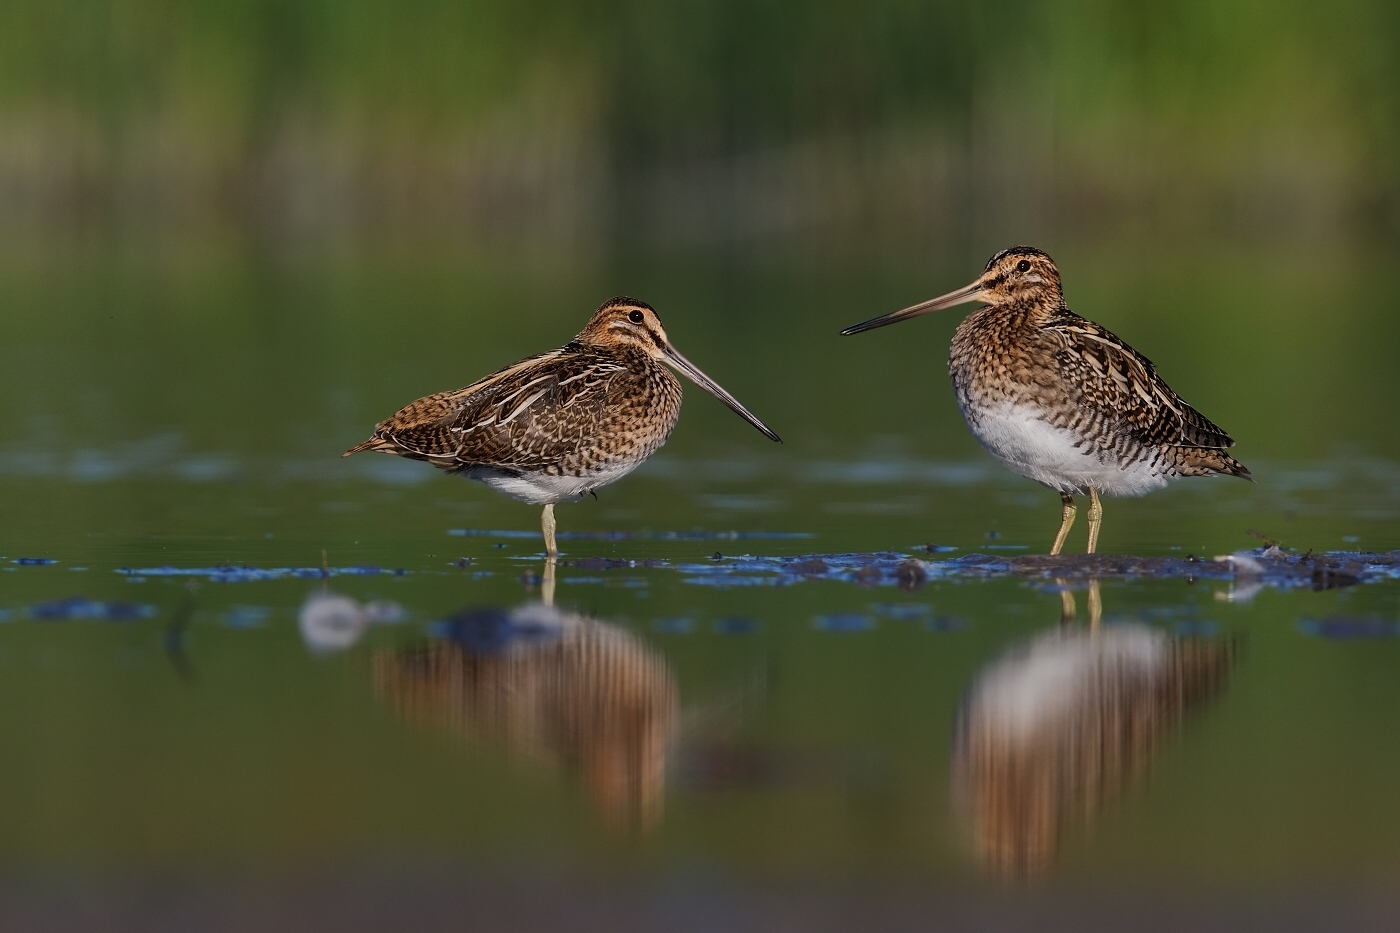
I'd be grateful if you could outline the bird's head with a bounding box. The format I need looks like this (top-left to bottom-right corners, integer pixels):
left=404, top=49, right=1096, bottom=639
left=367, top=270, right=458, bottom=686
left=575, top=297, right=781, bottom=443
left=841, top=246, right=1063, bottom=336
left=578, top=297, right=672, bottom=357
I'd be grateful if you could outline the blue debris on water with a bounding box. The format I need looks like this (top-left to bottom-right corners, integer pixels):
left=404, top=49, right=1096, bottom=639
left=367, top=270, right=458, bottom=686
left=813, top=613, right=876, bottom=632
left=28, top=598, right=157, bottom=621
left=678, top=552, right=1010, bottom=589
left=663, top=548, right=1400, bottom=593
left=114, top=564, right=407, bottom=583
left=12, top=558, right=57, bottom=566
left=713, top=617, right=758, bottom=635
left=1298, top=617, right=1400, bottom=639
left=653, top=617, right=694, bottom=634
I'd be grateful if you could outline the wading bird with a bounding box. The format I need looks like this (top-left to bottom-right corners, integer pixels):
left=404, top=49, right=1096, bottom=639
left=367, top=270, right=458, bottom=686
left=346, top=297, right=781, bottom=555
left=841, top=247, right=1249, bottom=553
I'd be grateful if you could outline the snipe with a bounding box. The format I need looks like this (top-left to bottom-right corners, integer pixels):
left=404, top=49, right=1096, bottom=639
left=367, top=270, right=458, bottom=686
left=842, top=247, right=1249, bottom=554
left=346, top=297, right=780, bottom=555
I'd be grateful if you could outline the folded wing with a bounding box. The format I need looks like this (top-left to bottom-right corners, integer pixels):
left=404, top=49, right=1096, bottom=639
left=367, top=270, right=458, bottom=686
left=345, top=346, right=629, bottom=471
left=1050, top=314, right=1235, bottom=451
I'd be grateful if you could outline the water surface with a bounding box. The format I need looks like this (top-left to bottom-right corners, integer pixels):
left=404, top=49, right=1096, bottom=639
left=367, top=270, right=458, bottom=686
left=1, top=245, right=1398, bottom=929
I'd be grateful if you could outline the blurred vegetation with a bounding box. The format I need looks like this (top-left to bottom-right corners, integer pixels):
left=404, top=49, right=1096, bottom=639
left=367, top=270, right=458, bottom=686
left=2, top=0, right=1398, bottom=251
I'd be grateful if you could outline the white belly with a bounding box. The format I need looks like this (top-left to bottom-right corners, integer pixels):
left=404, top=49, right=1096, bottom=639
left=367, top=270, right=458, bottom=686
left=968, top=403, right=1171, bottom=497
left=465, top=460, right=645, bottom=506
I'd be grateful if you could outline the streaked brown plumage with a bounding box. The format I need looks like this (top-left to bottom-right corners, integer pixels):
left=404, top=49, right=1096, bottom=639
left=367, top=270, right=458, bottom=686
left=345, top=297, right=780, bottom=555
left=842, top=247, right=1250, bottom=554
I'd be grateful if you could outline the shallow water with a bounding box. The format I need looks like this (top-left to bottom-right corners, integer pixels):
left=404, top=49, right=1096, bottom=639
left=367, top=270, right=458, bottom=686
left=2, top=245, right=1400, bottom=929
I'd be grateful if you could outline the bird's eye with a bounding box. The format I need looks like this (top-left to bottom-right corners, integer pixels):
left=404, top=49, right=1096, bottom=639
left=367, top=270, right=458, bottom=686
left=1016, top=259, right=1031, bottom=273
left=628, top=310, right=644, bottom=323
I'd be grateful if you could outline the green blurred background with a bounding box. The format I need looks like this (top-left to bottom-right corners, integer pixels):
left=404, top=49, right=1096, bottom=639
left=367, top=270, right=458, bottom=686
left=3, top=0, right=1399, bottom=554
left=4, top=0, right=1399, bottom=253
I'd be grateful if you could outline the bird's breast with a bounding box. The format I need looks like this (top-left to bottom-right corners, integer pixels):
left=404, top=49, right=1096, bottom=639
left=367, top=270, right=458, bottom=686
left=948, top=311, right=1062, bottom=414
left=947, top=313, right=1170, bottom=497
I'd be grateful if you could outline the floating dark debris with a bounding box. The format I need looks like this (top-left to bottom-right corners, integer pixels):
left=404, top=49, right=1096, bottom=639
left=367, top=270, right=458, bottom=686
left=852, top=565, right=884, bottom=586
left=13, top=558, right=58, bottom=566
left=666, top=548, right=1400, bottom=592
left=679, top=552, right=973, bottom=589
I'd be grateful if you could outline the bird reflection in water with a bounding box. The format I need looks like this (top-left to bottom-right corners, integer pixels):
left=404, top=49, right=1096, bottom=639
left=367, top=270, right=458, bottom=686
left=952, top=580, right=1236, bottom=877
left=373, top=601, right=677, bottom=831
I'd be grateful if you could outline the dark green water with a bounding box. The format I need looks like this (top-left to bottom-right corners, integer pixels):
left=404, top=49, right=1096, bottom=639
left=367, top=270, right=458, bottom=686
left=2, top=243, right=1399, bottom=927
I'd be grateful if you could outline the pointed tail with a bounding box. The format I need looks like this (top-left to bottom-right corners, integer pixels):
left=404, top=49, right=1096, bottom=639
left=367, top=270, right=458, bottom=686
left=1179, top=448, right=1252, bottom=481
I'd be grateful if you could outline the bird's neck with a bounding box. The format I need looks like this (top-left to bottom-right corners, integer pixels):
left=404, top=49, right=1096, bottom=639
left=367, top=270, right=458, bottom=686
left=965, top=296, right=1064, bottom=332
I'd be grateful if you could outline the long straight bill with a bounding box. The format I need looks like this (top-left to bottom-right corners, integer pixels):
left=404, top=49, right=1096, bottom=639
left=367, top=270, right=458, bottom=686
left=839, top=280, right=988, bottom=336
left=663, top=346, right=782, bottom=443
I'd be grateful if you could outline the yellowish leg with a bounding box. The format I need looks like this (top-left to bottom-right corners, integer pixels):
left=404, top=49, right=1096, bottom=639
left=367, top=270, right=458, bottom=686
left=541, top=503, right=558, bottom=557
left=1086, top=487, right=1103, bottom=555
left=1087, top=578, right=1102, bottom=630
left=1050, top=493, right=1076, bottom=556
left=541, top=556, right=557, bottom=607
